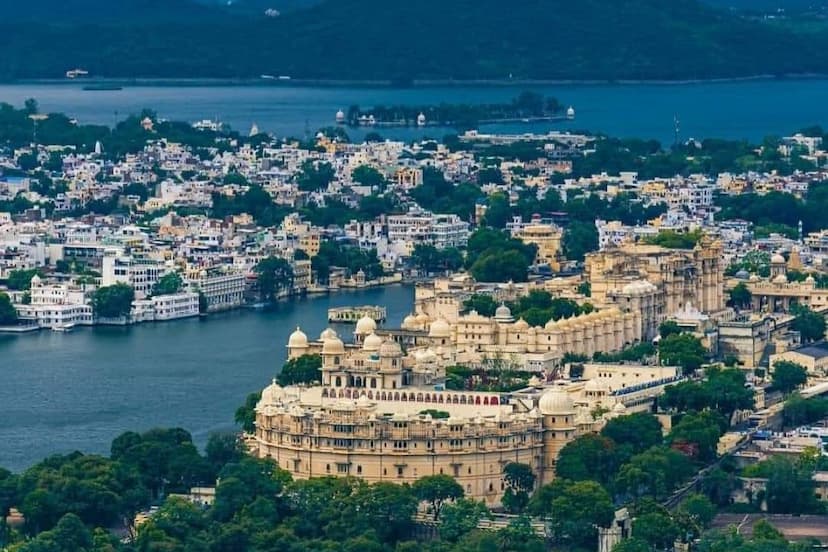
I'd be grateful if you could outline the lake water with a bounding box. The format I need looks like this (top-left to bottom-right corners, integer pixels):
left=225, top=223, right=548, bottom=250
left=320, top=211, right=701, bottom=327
left=0, top=285, right=414, bottom=472
left=1, top=79, right=828, bottom=145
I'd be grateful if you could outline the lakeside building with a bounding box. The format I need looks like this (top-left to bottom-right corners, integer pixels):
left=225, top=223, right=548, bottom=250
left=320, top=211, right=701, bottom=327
left=185, top=266, right=246, bottom=312
left=131, top=292, right=200, bottom=323
left=387, top=209, right=470, bottom=253
left=102, top=249, right=169, bottom=300
left=250, top=322, right=678, bottom=505
left=15, top=274, right=93, bottom=329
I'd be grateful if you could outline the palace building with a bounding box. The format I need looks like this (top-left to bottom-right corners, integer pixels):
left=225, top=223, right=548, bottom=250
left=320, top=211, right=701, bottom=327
left=249, top=315, right=680, bottom=505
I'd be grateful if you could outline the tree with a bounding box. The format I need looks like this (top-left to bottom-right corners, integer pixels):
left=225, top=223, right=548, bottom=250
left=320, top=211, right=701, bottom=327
left=439, top=498, right=490, bottom=542
left=0, top=293, right=18, bottom=325
left=92, top=283, right=135, bottom=318
left=601, top=413, right=663, bottom=459
left=729, top=282, right=752, bottom=309
left=633, top=511, right=680, bottom=550
left=555, top=434, right=618, bottom=486
left=296, top=160, right=335, bottom=192
left=205, top=433, right=243, bottom=477
left=351, top=165, right=386, bottom=189
left=614, top=446, right=694, bottom=501
left=764, top=456, right=823, bottom=515
left=659, top=320, right=682, bottom=339
left=255, top=256, right=294, bottom=302
left=563, top=220, right=599, bottom=262
left=658, top=333, right=706, bottom=374
left=529, top=479, right=614, bottom=549
left=277, top=354, right=322, bottom=386
left=470, top=249, right=532, bottom=283
left=151, top=271, right=184, bottom=296
left=412, top=474, right=464, bottom=520
left=502, top=462, right=535, bottom=514
left=612, top=538, right=651, bottom=552
left=463, top=294, right=498, bottom=317
left=792, top=304, right=826, bottom=343
left=668, top=411, right=726, bottom=461
left=772, top=360, right=808, bottom=394
left=482, top=193, right=512, bottom=228
left=235, top=392, right=261, bottom=433
left=678, top=493, right=716, bottom=534
left=6, top=269, right=42, bottom=290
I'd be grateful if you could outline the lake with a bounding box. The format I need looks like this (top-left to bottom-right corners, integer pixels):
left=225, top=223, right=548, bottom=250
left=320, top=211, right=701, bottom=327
left=1, top=79, right=827, bottom=145
left=0, top=285, right=414, bottom=472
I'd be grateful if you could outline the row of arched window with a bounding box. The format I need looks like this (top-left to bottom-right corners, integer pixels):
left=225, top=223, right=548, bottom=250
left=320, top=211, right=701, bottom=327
left=321, top=387, right=499, bottom=405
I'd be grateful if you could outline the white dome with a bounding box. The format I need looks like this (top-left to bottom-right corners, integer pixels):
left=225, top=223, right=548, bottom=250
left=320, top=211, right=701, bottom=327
left=288, top=327, right=309, bottom=349
left=259, top=379, right=284, bottom=406
left=544, top=318, right=559, bottom=330
left=429, top=318, right=452, bottom=338
left=771, top=253, right=785, bottom=264
left=402, top=313, right=418, bottom=329
left=514, top=318, right=530, bottom=331
left=806, top=275, right=816, bottom=284
left=379, top=339, right=403, bottom=358
left=320, top=328, right=338, bottom=341
left=495, top=304, right=512, bottom=318
left=322, top=336, right=345, bottom=355
left=539, top=387, right=575, bottom=415
left=30, top=273, right=42, bottom=285
left=363, top=331, right=383, bottom=352
left=355, top=315, right=377, bottom=335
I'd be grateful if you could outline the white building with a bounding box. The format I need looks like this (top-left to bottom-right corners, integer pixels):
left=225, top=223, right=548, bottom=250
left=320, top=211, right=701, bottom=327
left=102, top=249, right=168, bottom=299
left=15, top=275, right=93, bottom=329
left=131, top=292, right=200, bottom=322
left=186, top=266, right=246, bottom=312
left=387, top=209, right=469, bottom=254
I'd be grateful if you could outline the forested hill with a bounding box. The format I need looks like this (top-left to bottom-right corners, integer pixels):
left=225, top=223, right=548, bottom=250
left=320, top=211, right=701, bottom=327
left=2, top=0, right=828, bottom=81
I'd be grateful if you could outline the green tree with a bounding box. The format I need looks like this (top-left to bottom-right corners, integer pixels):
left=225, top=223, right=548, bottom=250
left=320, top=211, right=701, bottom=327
left=412, top=474, right=464, bottom=520
left=792, top=305, right=826, bottom=343
left=470, top=249, right=532, bottom=283
left=6, top=268, right=42, bottom=290
left=296, top=160, right=335, bottom=192
left=563, top=220, right=599, bottom=262
left=92, top=283, right=135, bottom=318
left=463, top=294, right=498, bottom=317
left=633, top=511, right=680, bottom=550
left=764, top=456, right=824, bottom=515
left=668, top=411, right=726, bottom=461
left=659, top=320, right=682, bottom=339
left=529, top=479, right=614, bottom=549
left=234, top=391, right=261, bottom=433
left=351, top=165, right=386, bottom=189
left=612, top=538, right=651, bottom=552
left=601, top=413, right=663, bottom=459
left=0, top=292, right=18, bottom=325
left=255, top=256, right=294, bottom=302
left=277, top=354, right=322, bottom=386
left=728, top=282, right=752, bottom=309
left=772, top=360, right=808, bottom=394
left=439, top=498, right=490, bottom=542
left=658, top=333, right=706, bottom=374
left=482, top=192, right=512, bottom=228
left=151, top=271, right=184, bottom=296
left=502, top=462, right=535, bottom=514
left=555, top=434, right=618, bottom=486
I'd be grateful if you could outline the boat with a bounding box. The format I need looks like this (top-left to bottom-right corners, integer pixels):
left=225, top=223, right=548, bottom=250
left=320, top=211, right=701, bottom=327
left=52, top=322, right=76, bottom=332
left=82, top=84, right=124, bottom=91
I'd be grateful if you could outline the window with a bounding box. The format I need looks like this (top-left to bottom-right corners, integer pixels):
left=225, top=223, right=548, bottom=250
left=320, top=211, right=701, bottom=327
left=397, top=467, right=404, bottom=477
left=357, top=465, right=362, bottom=474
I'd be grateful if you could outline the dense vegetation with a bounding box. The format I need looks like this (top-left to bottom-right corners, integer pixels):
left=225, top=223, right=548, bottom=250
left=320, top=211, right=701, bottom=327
left=3, top=0, right=828, bottom=81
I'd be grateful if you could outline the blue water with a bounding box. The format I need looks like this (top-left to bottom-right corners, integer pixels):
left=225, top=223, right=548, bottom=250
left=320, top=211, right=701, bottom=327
left=0, top=79, right=825, bottom=145
left=0, top=285, right=414, bottom=472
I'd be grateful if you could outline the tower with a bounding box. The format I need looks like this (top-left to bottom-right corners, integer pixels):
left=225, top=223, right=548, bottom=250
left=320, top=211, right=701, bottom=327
left=539, top=387, right=577, bottom=485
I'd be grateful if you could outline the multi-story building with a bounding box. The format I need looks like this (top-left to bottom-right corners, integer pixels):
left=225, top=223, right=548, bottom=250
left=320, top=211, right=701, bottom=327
left=102, top=249, right=168, bottom=299
left=15, top=275, right=93, bottom=329
left=387, top=210, right=469, bottom=254
left=514, top=223, right=564, bottom=271
left=131, top=292, right=200, bottom=322
left=185, top=266, right=246, bottom=312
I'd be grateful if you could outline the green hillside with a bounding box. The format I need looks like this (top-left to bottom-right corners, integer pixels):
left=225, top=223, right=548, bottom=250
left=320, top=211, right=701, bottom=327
left=1, top=0, right=827, bottom=81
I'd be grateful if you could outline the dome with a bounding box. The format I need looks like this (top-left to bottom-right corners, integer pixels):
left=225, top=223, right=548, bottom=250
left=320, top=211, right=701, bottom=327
left=771, top=253, right=785, bottom=264
left=495, top=304, right=512, bottom=319
left=320, top=327, right=338, bottom=341
left=355, top=315, right=377, bottom=335
left=416, top=312, right=430, bottom=324
left=379, top=339, right=403, bottom=358
left=322, top=336, right=345, bottom=355
left=735, top=269, right=750, bottom=280
left=288, top=327, right=309, bottom=349
left=773, top=274, right=788, bottom=284
left=539, top=387, right=575, bottom=415
left=363, top=331, right=383, bottom=352
left=417, top=112, right=426, bottom=125
left=30, top=273, right=42, bottom=286
left=335, top=109, right=345, bottom=122
left=514, top=318, right=530, bottom=331
left=749, top=273, right=760, bottom=282
left=566, top=106, right=576, bottom=119
left=429, top=318, right=452, bottom=338
left=806, top=275, right=816, bottom=284
left=611, top=402, right=628, bottom=415
left=259, top=379, right=284, bottom=406
left=544, top=318, right=559, bottom=330
left=402, top=313, right=418, bottom=329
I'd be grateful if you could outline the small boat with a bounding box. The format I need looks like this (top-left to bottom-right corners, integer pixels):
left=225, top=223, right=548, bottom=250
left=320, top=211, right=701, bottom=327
left=52, top=322, right=76, bottom=332
left=82, top=84, right=124, bottom=91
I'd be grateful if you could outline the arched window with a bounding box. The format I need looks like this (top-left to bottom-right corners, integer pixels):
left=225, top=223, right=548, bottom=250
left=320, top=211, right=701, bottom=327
left=417, top=393, right=424, bottom=402
left=490, top=397, right=498, bottom=405
left=335, top=376, right=342, bottom=387
left=371, top=378, right=377, bottom=388
left=483, top=397, right=489, bottom=405
left=475, top=396, right=481, bottom=405
left=394, top=392, right=400, bottom=401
